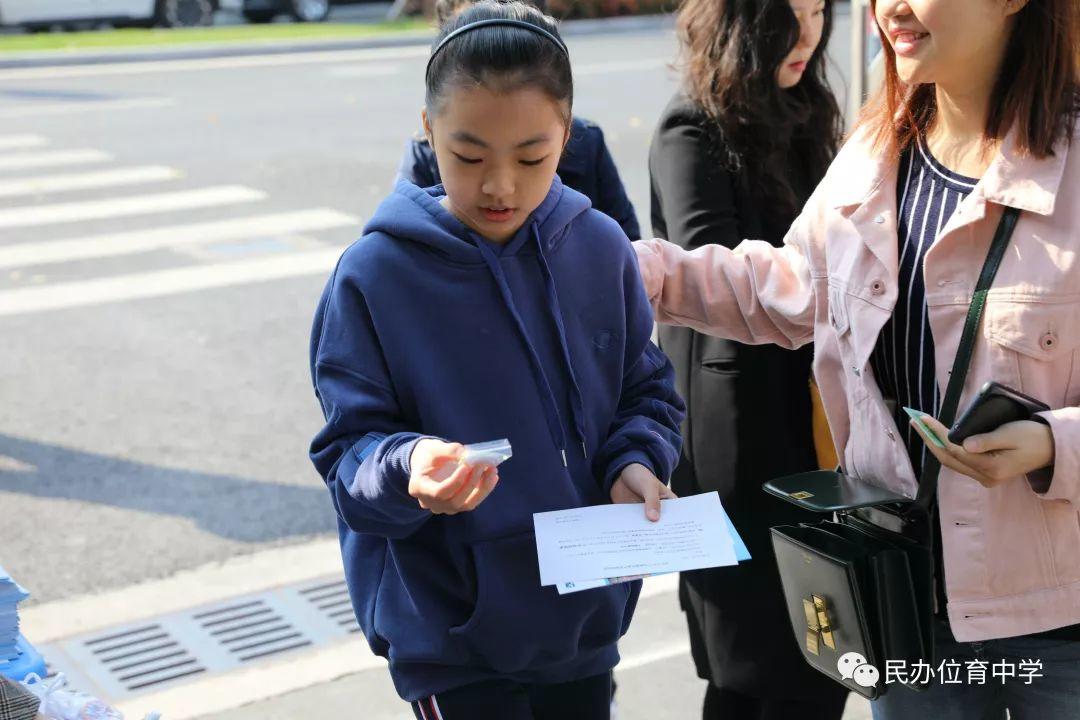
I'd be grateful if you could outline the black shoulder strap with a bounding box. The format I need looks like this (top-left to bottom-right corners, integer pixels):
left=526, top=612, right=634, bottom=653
left=914, top=206, right=1022, bottom=510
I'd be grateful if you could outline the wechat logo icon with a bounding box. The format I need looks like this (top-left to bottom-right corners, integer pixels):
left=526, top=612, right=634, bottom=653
left=838, top=652, right=880, bottom=689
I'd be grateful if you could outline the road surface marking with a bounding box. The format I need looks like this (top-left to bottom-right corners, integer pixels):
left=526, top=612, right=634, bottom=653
left=0, top=165, right=181, bottom=198
left=0, top=134, right=48, bottom=151
left=0, top=208, right=357, bottom=269
left=0, top=246, right=340, bottom=316
left=0, top=97, right=176, bottom=118
left=0, top=149, right=110, bottom=172
left=0, top=185, right=265, bottom=229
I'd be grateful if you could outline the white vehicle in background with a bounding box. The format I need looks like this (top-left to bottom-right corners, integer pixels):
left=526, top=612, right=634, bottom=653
left=0, top=0, right=219, bottom=30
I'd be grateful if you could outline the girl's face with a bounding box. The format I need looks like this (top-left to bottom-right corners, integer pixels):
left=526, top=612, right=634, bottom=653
left=423, top=84, right=570, bottom=243
left=874, top=0, right=1023, bottom=89
left=777, top=0, right=827, bottom=89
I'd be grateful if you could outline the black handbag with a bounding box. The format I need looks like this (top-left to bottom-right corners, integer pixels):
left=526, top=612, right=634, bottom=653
left=763, top=206, right=1021, bottom=700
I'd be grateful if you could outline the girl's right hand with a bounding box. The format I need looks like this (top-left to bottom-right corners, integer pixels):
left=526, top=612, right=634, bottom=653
left=408, top=439, right=499, bottom=515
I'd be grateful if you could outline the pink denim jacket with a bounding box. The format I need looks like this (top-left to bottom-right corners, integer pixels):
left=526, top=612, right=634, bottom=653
left=635, top=124, right=1080, bottom=642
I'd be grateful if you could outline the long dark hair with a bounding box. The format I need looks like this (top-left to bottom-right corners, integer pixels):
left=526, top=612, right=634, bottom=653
left=861, top=0, right=1079, bottom=158
left=425, top=1, right=573, bottom=122
left=676, top=0, right=841, bottom=214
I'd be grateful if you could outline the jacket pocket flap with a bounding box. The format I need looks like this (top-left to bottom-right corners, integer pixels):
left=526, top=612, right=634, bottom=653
left=985, top=300, right=1080, bottom=360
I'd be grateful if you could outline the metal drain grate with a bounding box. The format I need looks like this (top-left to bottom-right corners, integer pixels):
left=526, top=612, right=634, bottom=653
left=197, top=599, right=312, bottom=662
left=84, top=623, right=204, bottom=692
left=38, top=572, right=363, bottom=704
left=299, top=578, right=361, bottom=633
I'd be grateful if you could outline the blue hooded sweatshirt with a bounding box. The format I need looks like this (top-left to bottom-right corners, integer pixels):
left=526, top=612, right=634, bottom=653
left=309, top=177, right=684, bottom=701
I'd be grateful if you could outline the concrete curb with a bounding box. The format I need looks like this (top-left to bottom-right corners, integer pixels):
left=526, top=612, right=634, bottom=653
left=0, top=13, right=673, bottom=70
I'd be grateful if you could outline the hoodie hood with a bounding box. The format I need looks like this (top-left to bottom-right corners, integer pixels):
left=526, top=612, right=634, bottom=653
left=363, top=175, right=591, bottom=264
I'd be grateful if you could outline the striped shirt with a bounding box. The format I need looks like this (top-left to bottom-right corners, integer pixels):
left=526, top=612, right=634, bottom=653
left=870, top=138, right=979, bottom=477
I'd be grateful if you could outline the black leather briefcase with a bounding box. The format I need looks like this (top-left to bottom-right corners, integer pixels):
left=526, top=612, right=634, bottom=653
left=766, top=472, right=933, bottom=700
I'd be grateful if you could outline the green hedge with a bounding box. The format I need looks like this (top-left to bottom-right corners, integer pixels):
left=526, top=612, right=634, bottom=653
left=403, top=0, right=676, bottom=20
left=547, top=0, right=676, bottom=19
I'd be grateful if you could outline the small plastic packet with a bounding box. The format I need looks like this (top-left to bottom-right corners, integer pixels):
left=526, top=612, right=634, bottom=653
left=460, top=439, right=513, bottom=467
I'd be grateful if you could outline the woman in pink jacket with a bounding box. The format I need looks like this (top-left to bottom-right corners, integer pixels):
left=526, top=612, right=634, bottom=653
left=635, top=0, right=1080, bottom=717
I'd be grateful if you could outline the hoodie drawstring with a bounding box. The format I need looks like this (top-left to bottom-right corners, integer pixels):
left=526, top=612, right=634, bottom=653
left=474, top=232, right=572, bottom=466
left=530, top=224, right=589, bottom=460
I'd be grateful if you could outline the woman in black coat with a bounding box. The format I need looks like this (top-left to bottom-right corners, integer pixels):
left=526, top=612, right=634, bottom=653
left=649, top=1, right=849, bottom=718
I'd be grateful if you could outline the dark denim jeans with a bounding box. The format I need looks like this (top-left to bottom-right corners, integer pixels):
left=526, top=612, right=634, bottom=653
left=871, top=618, right=1080, bottom=720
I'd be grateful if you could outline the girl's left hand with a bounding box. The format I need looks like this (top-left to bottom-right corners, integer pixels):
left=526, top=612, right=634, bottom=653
left=911, top=415, right=1055, bottom=489
left=611, top=462, right=677, bottom=522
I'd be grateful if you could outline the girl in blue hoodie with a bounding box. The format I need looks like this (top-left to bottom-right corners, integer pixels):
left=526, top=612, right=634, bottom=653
left=309, top=3, right=684, bottom=718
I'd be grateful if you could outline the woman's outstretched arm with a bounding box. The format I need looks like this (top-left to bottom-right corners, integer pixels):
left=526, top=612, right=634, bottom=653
left=634, top=222, right=818, bottom=350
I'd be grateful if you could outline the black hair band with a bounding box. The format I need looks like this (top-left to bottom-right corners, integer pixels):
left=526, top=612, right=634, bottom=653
left=425, top=18, right=569, bottom=80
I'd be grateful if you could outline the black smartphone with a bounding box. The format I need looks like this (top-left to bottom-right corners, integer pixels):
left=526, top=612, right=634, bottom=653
left=947, top=381, right=1050, bottom=445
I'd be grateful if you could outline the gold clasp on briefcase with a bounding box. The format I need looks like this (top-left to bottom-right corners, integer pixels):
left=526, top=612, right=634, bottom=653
left=803, top=595, right=835, bottom=655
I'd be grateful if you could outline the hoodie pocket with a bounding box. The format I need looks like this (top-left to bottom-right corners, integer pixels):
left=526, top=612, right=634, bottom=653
left=449, top=531, right=634, bottom=674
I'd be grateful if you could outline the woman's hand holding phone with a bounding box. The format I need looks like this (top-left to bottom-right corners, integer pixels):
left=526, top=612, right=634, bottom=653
left=409, top=439, right=499, bottom=515
left=909, top=414, right=1055, bottom=489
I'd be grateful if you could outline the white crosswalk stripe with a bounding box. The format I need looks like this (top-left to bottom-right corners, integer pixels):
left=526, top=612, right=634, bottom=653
left=0, top=134, right=48, bottom=151
left=0, top=149, right=111, bottom=172
left=0, top=97, right=176, bottom=119
left=0, top=249, right=343, bottom=316
left=0, top=166, right=181, bottom=199
left=0, top=186, right=266, bottom=230
left=0, top=209, right=357, bottom=269
left=0, top=132, right=359, bottom=316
